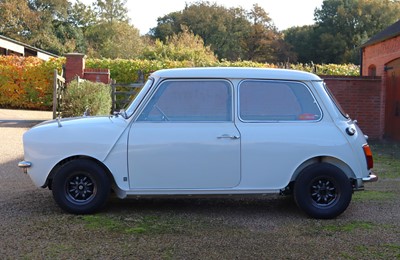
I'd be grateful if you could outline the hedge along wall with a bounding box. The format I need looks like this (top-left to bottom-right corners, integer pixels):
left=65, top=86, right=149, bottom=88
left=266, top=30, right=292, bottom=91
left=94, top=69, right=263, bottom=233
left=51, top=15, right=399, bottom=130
left=0, top=55, right=360, bottom=110
left=86, top=59, right=360, bottom=84
left=0, top=56, right=64, bottom=110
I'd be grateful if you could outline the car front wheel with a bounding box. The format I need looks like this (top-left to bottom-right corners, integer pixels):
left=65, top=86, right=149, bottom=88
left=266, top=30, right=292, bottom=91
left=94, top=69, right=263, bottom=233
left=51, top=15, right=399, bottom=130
left=294, top=163, right=352, bottom=219
left=52, top=159, right=110, bottom=214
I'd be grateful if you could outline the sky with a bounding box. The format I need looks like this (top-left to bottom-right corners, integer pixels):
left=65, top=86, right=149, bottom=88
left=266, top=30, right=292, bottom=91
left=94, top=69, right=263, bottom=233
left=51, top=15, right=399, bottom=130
left=80, top=0, right=324, bottom=35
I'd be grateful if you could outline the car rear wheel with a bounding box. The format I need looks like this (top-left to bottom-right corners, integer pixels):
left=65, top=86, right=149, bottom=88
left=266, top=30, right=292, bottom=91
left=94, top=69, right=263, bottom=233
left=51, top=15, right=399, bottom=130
left=52, top=159, right=110, bottom=214
left=294, top=163, right=352, bottom=219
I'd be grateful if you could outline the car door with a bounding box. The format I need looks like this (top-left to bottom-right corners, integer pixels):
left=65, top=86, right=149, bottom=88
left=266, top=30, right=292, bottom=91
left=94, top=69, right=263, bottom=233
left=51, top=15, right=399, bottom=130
left=128, top=79, right=241, bottom=189
left=236, top=80, right=325, bottom=189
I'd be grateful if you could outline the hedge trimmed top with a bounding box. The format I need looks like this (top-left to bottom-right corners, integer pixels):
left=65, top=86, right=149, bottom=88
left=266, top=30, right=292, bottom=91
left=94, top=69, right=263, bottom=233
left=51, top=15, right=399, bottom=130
left=0, top=56, right=360, bottom=110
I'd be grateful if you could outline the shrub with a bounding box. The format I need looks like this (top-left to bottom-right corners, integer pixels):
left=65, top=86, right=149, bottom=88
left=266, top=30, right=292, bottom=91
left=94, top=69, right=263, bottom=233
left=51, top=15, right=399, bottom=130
left=86, top=59, right=360, bottom=84
left=61, top=80, right=112, bottom=117
left=0, top=56, right=64, bottom=110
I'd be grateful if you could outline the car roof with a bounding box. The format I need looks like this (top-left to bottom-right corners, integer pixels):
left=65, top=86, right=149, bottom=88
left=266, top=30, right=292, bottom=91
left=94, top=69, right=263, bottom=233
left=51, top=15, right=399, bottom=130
left=151, top=67, right=322, bottom=81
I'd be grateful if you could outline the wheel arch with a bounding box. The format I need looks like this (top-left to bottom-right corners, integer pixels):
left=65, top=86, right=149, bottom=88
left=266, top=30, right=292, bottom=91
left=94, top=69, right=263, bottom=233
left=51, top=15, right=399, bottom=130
left=291, top=156, right=357, bottom=184
left=46, top=155, right=115, bottom=190
left=292, top=161, right=354, bottom=218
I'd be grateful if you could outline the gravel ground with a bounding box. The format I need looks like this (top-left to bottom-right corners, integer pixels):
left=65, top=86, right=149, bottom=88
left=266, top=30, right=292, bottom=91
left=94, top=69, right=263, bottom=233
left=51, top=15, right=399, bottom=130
left=0, top=115, right=399, bottom=259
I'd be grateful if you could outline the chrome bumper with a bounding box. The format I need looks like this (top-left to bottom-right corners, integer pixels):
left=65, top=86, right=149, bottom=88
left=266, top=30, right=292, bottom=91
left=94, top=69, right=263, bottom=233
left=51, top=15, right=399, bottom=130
left=354, top=172, right=378, bottom=191
left=362, top=173, right=378, bottom=182
left=18, top=161, right=32, bottom=174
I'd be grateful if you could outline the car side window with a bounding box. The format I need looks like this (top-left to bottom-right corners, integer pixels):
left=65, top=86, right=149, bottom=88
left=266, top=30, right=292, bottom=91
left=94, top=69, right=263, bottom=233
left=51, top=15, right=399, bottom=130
left=137, top=80, right=232, bottom=122
left=239, top=80, right=322, bottom=122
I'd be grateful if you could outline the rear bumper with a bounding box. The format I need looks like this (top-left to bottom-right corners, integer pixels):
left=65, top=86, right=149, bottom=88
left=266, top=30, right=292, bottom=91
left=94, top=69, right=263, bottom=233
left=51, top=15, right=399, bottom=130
left=353, top=171, right=378, bottom=191
left=362, top=173, right=378, bottom=183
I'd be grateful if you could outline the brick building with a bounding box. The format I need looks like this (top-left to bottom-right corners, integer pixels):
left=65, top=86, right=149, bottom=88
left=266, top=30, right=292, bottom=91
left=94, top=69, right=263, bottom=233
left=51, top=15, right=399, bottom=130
left=360, top=20, right=400, bottom=140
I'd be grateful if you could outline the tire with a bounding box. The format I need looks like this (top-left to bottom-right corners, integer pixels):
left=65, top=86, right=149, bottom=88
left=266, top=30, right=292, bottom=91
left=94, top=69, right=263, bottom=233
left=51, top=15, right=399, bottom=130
left=294, top=163, right=352, bottom=219
left=52, top=159, right=111, bottom=214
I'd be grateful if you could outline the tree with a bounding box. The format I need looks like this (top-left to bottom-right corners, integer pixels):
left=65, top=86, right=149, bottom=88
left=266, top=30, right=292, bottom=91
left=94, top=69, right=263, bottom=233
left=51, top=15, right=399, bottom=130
left=52, top=19, right=86, bottom=53
left=85, top=21, right=143, bottom=59
left=27, top=0, right=88, bottom=54
left=313, top=0, right=400, bottom=63
left=151, top=2, right=293, bottom=62
left=151, top=11, right=183, bottom=42
left=283, top=0, right=400, bottom=64
left=0, top=0, right=40, bottom=40
left=142, top=26, right=217, bottom=63
left=283, top=25, right=316, bottom=63
left=0, top=0, right=77, bottom=54
left=93, top=0, right=129, bottom=24
left=179, top=2, right=251, bottom=60
left=245, top=4, right=280, bottom=62
left=69, top=0, right=97, bottom=30
left=82, top=0, right=143, bottom=58
left=151, top=2, right=252, bottom=61
left=0, top=0, right=140, bottom=56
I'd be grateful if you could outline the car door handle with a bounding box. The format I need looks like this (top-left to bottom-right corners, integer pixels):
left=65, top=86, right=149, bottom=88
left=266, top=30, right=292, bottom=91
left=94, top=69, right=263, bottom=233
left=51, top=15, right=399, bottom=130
left=217, top=134, right=240, bottom=139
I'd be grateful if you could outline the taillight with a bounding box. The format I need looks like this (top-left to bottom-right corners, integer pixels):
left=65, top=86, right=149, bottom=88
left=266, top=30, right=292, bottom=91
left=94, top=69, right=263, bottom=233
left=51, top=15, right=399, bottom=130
left=363, top=144, right=373, bottom=169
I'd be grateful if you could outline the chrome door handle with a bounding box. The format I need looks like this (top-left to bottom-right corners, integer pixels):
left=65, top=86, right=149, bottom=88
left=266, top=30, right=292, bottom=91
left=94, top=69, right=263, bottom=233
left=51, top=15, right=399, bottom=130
left=217, top=134, right=240, bottom=139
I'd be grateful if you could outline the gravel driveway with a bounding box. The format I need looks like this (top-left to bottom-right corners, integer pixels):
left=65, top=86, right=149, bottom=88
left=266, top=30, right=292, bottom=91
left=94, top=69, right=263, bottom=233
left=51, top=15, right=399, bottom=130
left=0, top=114, right=399, bottom=259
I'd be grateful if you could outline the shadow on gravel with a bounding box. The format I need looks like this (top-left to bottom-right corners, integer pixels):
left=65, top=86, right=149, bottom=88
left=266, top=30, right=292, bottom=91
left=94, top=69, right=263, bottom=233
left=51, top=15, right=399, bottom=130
left=104, top=195, right=302, bottom=220
left=0, top=120, right=42, bottom=128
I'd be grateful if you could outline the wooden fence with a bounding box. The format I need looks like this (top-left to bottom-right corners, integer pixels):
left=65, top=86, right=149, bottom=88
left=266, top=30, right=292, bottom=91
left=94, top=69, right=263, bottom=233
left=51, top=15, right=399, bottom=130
left=52, top=69, right=65, bottom=119
left=111, top=81, right=144, bottom=112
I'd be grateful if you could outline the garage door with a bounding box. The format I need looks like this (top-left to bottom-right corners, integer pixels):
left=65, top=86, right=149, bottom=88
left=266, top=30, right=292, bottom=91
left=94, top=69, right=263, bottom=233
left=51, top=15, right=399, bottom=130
left=385, top=58, right=400, bottom=141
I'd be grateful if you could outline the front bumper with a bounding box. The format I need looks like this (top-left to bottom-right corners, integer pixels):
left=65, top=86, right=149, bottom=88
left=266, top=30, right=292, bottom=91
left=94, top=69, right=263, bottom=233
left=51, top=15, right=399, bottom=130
left=18, top=161, right=32, bottom=174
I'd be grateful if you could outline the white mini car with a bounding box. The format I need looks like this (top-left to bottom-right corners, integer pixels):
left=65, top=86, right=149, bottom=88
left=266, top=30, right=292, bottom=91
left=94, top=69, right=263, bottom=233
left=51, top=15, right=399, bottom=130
left=19, top=67, right=377, bottom=219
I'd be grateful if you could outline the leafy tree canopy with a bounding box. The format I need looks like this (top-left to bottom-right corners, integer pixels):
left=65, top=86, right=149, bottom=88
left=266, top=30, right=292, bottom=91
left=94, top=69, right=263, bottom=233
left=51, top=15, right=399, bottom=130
left=93, top=0, right=129, bottom=24
left=151, top=2, right=291, bottom=62
left=85, top=21, right=142, bottom=59
left=142, top=26, right=217, bottom=63
left=1, top=0, right=399, bottom=64
left=0, top=0, right=142, bottom=58
left=285, top=0, right=400, bottom=64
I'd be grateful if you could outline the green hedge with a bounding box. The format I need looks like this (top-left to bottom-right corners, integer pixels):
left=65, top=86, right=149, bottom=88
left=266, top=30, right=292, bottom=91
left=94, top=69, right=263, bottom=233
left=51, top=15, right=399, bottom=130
left=86, top=59, right=361, bottom=84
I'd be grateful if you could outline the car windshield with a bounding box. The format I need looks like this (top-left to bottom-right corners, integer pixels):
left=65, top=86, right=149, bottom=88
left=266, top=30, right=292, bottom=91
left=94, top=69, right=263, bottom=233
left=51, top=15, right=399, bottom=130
left=125, top=78, right=154, bottom=118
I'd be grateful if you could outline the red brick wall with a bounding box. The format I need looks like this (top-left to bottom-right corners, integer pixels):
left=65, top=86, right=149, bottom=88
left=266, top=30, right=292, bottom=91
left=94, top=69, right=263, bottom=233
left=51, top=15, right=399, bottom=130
left=321, top=76, right=383, bottom=139
left=362, top=35, right=400, bottom=76
left=65, top=53, right=110, bottom=84
left=65, top=53, right=85, bottom=83
left=83, top=68, right=110, bottom=84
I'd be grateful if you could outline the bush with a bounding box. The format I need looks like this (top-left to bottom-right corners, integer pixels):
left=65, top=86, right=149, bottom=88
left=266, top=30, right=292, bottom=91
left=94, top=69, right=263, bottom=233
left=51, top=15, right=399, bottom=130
left=0, top=56, right=64, bottom=110
left=62, top=80, right=112, bottom=117
left=86, top=59, right=360, bottom=84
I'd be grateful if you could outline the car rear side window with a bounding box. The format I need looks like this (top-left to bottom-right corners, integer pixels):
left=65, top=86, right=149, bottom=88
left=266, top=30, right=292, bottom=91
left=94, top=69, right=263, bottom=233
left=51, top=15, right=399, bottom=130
left=239, top=80, right=322, bottom=122
left=138, top=80, right=233, bottom=122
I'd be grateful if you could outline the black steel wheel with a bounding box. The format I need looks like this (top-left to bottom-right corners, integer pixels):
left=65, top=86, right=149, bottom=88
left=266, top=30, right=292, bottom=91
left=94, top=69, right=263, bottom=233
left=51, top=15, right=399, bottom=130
left=52, top=159, right=110, bottom=214
left=294, top=163, right=352, bottom=219
left=65, top=173, right=96, bottom=205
